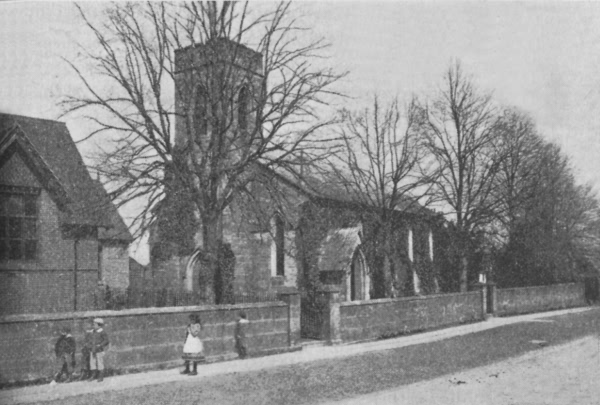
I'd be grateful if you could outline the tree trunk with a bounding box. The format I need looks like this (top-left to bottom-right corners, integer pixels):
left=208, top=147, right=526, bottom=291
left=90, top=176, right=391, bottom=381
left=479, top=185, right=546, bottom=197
left=202, top=213, right=222, bottom=304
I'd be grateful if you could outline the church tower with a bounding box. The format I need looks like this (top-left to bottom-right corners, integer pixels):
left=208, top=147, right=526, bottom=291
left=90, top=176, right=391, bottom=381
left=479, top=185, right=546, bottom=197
left=173, top=38, right=264, bottom=153
left=149, top=39, right=264, bottom=294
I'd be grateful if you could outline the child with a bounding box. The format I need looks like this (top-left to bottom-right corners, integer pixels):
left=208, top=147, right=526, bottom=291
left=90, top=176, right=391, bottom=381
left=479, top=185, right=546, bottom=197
left=234, top=311, right=249, bottom=359
left=89, top=318, right=109, bottom=382
left=181, top=314, right=204, bottom=376
left=53, top=326, right=76, bottom=383
left=80, top=319, right=94, bottom=380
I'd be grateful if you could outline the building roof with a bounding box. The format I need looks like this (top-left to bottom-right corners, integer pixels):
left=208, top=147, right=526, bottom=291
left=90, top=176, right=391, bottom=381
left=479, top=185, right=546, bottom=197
left=0, top=113, right=132, bottom=242
left=318, top=226, right=362, bottom=272
left=256, top=162, right=437, bottom=218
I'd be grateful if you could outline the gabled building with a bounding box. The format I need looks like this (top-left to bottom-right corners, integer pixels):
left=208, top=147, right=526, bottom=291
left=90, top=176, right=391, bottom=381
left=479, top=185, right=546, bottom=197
left=0, top=114, right=133, bottom=315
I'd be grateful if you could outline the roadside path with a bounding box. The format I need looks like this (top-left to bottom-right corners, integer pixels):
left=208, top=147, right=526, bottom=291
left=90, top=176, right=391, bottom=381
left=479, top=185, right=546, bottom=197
left=0, top=307, right=594, bottom=405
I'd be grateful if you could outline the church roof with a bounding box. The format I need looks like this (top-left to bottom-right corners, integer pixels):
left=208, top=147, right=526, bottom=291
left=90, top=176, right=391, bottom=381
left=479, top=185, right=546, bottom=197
left=256, top=162, right=436, bottom=218
left=0, top=113, right=132, bottom=242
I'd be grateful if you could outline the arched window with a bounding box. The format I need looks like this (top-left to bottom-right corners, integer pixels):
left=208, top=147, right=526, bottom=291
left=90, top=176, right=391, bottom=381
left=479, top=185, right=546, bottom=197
left=270, top=214, right=285, bottom=277
left=238, top=86, right=248, bottom=132
left=428, top=229, right=434, bottom=262
left=194, top=86, right=208, bottom=137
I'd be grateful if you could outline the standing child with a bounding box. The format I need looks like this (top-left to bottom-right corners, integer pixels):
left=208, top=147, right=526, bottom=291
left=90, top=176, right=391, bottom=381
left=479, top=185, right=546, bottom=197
left=234, top=311, right=249, bottom=359
left=89, top=318, right=109, bottom=382
left=181, top=314, right=204, bottom=376
left=80, top=319, right=93, bottom=380
left=53, top=326, right=76, bottom=383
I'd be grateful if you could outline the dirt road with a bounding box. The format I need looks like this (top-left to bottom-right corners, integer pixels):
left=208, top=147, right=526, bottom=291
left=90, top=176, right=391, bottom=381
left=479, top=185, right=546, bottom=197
left=321, top=335, right=600, bottom=405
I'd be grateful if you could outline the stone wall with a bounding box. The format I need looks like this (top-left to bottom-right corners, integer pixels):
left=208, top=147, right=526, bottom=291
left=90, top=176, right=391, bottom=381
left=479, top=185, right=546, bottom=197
left=495, top=282, right=586, bottom=316
left=339, top=291, right=483, bottom=343
left=0, top=298, right=299, bottom=385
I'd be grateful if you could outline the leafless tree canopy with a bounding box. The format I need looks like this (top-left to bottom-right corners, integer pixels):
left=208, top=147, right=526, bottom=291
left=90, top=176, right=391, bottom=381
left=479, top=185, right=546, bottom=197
left=329, top=96, right=431, bottom=212
left=62, top=1, right=346, bottom=239
left=61, top=1, right=599, bottom=293
left=417, top=61, right=504, bottom=291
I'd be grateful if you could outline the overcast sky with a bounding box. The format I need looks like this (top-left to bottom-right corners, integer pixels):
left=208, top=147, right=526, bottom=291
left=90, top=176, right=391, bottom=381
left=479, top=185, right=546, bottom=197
left=2, top=1, right=600, bottom=263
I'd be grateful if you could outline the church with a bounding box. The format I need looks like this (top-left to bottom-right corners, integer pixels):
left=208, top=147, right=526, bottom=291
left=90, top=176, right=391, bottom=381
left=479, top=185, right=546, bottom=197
left=148, top=38, right=445, bottom=303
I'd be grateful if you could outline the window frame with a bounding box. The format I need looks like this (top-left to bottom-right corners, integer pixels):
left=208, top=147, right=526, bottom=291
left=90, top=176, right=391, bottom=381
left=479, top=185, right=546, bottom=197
left=238, top=86, right=249, bottom=132
left=193, top=85, right=209, bottom=137
left=0, top=186, right=40, bottom=261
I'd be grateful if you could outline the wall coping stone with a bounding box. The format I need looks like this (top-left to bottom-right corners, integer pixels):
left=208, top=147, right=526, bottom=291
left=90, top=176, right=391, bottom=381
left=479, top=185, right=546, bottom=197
left=498, top=282, right=582, bottom=294
left=0, top=301, right=286, bottom=324
left=339, top=291, right=479, bottom=308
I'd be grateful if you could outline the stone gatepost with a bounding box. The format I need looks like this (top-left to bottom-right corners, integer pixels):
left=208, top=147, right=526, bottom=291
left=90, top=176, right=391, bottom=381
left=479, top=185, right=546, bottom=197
left=278, top=290, right=301, bottom=348
left=487, top=282, right=497, bottom=316
left=473, top=282, right=489, bottom=320
left=319, top=286, right=342, bottom=345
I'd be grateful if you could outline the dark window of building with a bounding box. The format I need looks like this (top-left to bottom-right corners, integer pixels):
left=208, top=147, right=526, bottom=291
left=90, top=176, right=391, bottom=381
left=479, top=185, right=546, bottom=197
left=0, top=191, right=38, bottom=260
left=275, top=214, right=285, bottom=276
left=238, top=86, right=248, bottom=132
left=194, top=85, right=208, bottom=137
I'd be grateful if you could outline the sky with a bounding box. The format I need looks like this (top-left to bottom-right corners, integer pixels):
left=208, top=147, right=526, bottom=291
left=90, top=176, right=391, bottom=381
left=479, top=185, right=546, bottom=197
left=2, top=1, right=600, bottom=264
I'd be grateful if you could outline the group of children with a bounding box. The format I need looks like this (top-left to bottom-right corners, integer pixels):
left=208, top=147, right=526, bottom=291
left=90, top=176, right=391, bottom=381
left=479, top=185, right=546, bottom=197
left=181, top=311, right=250, bottom=375
left=53, top=312, right=250, bottom=383
left=53, top=318, right=109, bottom=383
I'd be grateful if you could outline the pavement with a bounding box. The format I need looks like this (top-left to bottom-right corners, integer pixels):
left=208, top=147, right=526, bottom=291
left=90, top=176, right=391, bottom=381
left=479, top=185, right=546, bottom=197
left=0, top=306, right=593, bottom=405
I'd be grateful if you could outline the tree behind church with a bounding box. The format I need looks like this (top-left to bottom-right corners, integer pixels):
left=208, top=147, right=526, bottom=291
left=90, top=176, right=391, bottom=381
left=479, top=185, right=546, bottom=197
left=62, top=2, right=345, bottom=303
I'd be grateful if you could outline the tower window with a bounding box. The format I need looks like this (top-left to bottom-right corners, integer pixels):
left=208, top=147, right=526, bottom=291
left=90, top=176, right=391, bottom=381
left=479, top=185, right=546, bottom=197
left=238, top=86, right=248, bottom=132
left=194, top=85, right=208, bottom=137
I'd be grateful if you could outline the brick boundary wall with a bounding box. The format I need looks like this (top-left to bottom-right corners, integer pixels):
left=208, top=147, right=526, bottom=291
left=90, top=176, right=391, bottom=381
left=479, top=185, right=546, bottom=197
left=0, top=295, right=300, bottom=385
left=338, top=291, right=484, bottom=343
left=495, top=282, right=586, bottom=316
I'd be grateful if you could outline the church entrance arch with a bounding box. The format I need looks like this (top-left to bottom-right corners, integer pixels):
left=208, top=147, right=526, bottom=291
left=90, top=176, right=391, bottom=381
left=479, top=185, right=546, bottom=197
left=349, top=247, right=369, bottom=301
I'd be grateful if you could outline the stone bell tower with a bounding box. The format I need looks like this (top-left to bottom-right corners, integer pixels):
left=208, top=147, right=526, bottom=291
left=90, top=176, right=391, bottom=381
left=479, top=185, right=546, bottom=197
left=149, top=38, right=264, bottom=294
left=173, top=37, right=264, bottom=152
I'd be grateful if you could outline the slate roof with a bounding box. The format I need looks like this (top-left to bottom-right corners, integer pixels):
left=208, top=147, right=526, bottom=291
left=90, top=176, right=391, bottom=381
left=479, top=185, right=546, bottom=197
left=256, top=162, right=436, bottom=217
left=318, top=226, right=362, bottom=272
left=0, top=113, right=132, bottom=242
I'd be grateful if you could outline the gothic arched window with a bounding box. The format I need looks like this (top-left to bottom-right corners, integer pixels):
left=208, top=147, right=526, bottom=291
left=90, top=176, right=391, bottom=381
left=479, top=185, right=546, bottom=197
left=238, top=86, right=249, bottom=132
left=194, top=85, right=208, bottom=137
left=270, top=214, right=285, bottom=277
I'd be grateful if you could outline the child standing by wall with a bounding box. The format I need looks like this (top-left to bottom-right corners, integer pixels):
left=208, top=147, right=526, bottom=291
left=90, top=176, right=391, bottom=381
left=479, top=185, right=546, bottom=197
left=235, top=311, right=250, bottom=359
left=80, top=319, right=94, bottom=380
left=89, top=318, right=109, bottom=382
left=53, top=326, right=76, bottom=383
left=181, top=314, right=205, bottom=376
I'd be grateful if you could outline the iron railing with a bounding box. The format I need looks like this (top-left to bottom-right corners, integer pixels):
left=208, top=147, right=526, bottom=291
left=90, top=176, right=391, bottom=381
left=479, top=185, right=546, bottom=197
left=102, top=287, right=280, bottom=310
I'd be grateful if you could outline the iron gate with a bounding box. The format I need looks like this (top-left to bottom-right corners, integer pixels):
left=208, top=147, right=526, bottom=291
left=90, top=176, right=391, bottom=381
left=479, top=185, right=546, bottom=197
left=300, top=296, right=325, bottom=340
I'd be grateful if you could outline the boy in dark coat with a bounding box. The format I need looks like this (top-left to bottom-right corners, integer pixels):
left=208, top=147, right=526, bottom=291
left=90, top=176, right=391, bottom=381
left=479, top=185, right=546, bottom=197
left=234, top=311, right=249, bottom=359
left=54, top=326, right=76, bottom=383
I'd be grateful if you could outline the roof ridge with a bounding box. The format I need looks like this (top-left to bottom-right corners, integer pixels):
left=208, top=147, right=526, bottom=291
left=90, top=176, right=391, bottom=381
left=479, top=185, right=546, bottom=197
left=0, top=112, right=65, bottom=126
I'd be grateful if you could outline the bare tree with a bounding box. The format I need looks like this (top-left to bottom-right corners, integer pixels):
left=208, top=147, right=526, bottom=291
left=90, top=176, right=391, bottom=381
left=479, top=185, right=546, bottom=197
left=326, top=96, right=434, bottom=297
left=331, top=97, right=429, bottom=213
left=62, top=2, right=346, bottom=301
left=491, top=108, right=544, bottom=242
left=418, top=61, right=503, bottom=292
left=498, top=140, right=600, bottom=286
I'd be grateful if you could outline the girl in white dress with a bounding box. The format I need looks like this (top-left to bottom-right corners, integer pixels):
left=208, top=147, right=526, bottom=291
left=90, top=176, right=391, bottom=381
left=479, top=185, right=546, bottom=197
left=181, top=314, right=205, bottom=375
